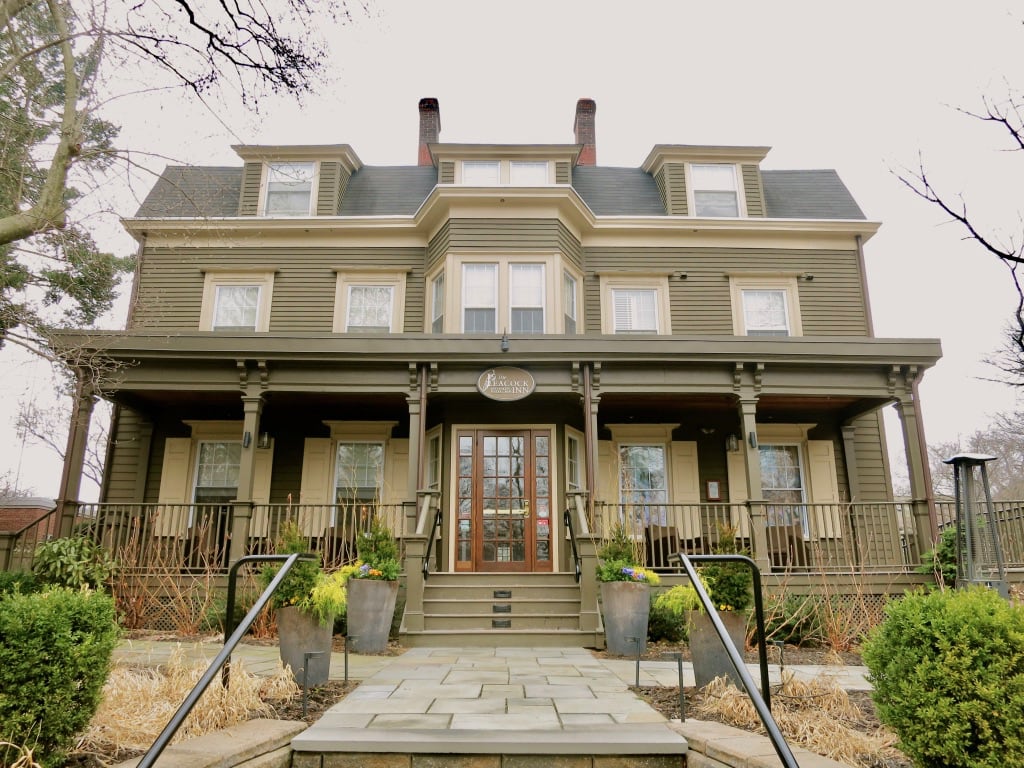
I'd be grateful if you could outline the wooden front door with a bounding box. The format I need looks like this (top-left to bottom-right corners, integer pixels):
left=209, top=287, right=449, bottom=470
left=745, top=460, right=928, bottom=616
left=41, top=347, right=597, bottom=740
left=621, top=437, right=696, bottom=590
left=455, top=429, right=552, bottom=572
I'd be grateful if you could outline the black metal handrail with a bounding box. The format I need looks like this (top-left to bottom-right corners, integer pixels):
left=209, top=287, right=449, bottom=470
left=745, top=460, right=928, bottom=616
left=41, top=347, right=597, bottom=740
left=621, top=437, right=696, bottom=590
left=136, top=552, right=316, bottom=768
left=563, top=508, right=581, bottom=583
left=670, top=552, right=799, bottom=768
left=422, top=507, right=442, bottom=581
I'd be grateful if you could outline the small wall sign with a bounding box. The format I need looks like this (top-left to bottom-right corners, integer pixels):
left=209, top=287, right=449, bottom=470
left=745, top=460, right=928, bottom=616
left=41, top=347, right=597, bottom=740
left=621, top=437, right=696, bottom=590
left=477, top=366, right=536, bottom=402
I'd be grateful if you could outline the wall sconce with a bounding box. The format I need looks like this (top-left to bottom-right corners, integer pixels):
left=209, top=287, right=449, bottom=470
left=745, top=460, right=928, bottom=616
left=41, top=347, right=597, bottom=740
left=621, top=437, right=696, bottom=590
left=726, top=434, right=739, bottom=452
left=801, top=273, right=814, bottom=281
left=748, top=431, right=758, bottom=449
left=242, top=431, right=252, bottom=448
left=257, top=432, right=271, bottom=449
left=501, top=330, right=509, bottom=352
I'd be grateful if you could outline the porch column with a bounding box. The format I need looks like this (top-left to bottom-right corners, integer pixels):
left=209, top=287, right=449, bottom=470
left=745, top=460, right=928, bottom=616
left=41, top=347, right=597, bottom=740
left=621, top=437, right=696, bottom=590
left=57, top=377, right=97, bottom=537
left=894, top=392, right=937, bottom=555
left=583, top=363, right=600, bottom=525
left=407, top=390, right=423, bottom=505
left=229, top=392, right=263, bottom=564
left=840, top=424, right=861, bottom=501
left=738, top=396, right=770, bottom=570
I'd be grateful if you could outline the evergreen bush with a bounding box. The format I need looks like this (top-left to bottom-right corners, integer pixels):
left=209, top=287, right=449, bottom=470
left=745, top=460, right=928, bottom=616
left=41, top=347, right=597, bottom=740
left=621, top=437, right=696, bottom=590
left=0, top=588, right=119, bottom=767
left=32, top=536, right=116, bottom=590
left=648, top=584, right=702, bottom=642
left=0, top=570, right=39, bottom=596
left=862, top=587, right=1024, bottom=768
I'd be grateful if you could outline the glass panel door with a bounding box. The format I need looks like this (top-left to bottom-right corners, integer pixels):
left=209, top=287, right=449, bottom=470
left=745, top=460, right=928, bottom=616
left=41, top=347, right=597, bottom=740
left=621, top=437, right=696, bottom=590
left=455, top=429, right=551, bottom=572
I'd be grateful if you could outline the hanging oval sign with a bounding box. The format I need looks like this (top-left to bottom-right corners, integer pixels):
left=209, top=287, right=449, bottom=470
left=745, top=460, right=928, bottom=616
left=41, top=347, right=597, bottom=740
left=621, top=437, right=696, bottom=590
left=477, top=366, right=536, bottom=402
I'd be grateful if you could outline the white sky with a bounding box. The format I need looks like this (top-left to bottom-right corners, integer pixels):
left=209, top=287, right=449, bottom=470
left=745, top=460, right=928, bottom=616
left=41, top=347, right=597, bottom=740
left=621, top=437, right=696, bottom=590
left=3, top=0, right=1022, bottom=498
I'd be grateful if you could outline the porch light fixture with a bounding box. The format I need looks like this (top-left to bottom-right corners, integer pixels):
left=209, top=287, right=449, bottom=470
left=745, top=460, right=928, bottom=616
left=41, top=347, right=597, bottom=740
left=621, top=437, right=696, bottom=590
left=726, top=434, right=739, bottom=452
left=501, top=330, right=509, bottom=352
left=801, top=273, right=814, bottom=281
left=257, top=432, right=271, bottom=449
left=242, top=431, right=252, bottom=448
left=748, top=431, right=758, bottom=449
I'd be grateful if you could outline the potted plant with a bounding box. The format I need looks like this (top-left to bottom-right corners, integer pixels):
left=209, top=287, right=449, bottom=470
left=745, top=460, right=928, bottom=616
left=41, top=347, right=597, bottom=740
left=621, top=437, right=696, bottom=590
left=689, top=524, right=753, bottom=687
left=345, top=519, right=401, bottom=653
left=261, top=521, right=348, bottom=686
left=597, top=522, right=660, bottom=655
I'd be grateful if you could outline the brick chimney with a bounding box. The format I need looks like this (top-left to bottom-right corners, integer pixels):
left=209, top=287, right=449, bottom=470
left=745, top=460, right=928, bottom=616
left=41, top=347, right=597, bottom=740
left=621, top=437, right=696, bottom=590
left=573, top=98, right=597, bottom=166
left=418, top=98, right=440, bottom=166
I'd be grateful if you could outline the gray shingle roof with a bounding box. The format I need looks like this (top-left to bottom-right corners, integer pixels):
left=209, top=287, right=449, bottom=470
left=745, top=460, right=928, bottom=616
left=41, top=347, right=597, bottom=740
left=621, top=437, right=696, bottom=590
left=570, top=167, right=666, bottom=215
left=135, top=166, right=242, bottom=218
left=762, top=170, right=865, bottom=219
left=338, top=167, right=438, bottom=215
left=133, top=163, right=866, bottom=221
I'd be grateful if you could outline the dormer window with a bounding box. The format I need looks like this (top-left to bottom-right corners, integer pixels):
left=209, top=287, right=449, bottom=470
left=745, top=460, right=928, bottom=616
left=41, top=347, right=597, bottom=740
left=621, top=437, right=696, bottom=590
left=458, top=160, right=551, bottom=185
left=264, top=161, right=315, bottom=215
left=691, top=164, right=740, bottom=217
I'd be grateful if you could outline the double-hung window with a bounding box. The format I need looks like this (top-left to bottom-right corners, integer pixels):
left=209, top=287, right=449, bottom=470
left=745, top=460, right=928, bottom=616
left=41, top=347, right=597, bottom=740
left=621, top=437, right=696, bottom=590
left=760, top=444, right=808, bottom=532
left=431, top=272, right=445, bottom=333
left=333, top=271, right=406, bottom=333
left=264, top=162, right=315, bottom=215
left=193, top=441, right=242, bottom=503
left=729, top=276, right=802, bottom=336
left=563, top=272, right=578, bottom=334
left=619, top=445, right=668, bottom=527
left=200, top=271, right=275, bottom=332
left=742, top=289, right=790, bottom=336
left=613, top=289, right=658, bottom=333
left=334, top=442, right=384, bottom=503
left=509, top=264, right=544, bottom=333
left=691, top=163, right=739, bottom=217
left=213, top=285, right=261, bottom=330
left=463, top=263, right=498, bottom=332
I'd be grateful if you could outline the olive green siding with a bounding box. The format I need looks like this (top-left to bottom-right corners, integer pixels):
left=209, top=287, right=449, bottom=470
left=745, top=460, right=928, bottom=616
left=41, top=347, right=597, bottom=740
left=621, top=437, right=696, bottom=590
left=556, top=162, right=571, bottom=184
left=104, top=406, right=146, bottom=503
left=664, top=163, right=688, bottom=215
left=654, top=168, right=668, bottom=214
left=238, top=162, right=262, bottom=215
left=445, top=219, right=571, bottom=250
left=742, top=164, right=765, bottom=217
left=315, top=162, right=351, bottom=215
left=582, top=246, right=869, bottom=336
left=851, top=411, right=893, bottom=500
left=426, top=221, right=450, bottom=273
left=557, top=222, right=583, bottom=269
left=132, top=247, right=426, bottom=332
left=439, top=161, right=455, bottom=184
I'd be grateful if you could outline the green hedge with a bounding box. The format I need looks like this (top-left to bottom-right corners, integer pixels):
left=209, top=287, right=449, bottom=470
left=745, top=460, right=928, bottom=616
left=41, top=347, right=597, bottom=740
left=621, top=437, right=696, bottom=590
left=862, top=587, right=1024, bottom=768
left=0, top=588, right=119, bottom=767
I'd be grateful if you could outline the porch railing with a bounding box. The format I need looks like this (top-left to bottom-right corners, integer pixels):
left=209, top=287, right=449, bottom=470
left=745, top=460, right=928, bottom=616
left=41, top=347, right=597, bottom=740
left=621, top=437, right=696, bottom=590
left=593, top=501, right=928, bottom=573
left=935, top=500, right=1024, bottom=567
left=71, top=502, right=412, bottom=573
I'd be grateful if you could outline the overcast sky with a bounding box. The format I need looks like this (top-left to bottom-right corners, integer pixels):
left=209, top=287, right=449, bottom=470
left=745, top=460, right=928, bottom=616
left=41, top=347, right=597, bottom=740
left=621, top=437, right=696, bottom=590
left=3, top=0, right=1022, bottom=498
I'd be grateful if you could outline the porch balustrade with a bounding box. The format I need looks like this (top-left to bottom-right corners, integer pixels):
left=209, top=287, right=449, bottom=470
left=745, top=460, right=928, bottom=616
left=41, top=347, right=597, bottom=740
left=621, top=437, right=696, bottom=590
left=67, top=502, right=412, bottom=573
left=593, top=501, right=930, bottom=573
left=7, top=499, right=1024, bottom=576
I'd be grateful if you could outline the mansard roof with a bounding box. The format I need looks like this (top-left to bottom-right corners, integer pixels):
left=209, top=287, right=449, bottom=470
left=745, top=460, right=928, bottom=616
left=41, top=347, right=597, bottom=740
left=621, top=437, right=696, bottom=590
left=133, top=161, right=866, bottom=220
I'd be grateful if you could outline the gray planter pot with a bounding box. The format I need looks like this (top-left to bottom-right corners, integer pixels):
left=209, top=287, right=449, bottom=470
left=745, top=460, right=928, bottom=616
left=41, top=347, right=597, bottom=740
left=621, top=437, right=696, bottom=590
left=346, top=579, right=399, bottom=653
left=688, top=609, right=748, bottom=688
left=277, top=605, right=333, bottom=687
left=600, top=581, right=651, bottom=656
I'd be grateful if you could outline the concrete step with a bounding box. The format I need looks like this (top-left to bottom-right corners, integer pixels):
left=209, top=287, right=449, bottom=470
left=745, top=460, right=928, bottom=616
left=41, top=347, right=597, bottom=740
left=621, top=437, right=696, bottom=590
left=423, top=597, right=582, bottom=613
left=398, top=627, right=604, bottom=648
left=423, top=612, right=582, bottom=631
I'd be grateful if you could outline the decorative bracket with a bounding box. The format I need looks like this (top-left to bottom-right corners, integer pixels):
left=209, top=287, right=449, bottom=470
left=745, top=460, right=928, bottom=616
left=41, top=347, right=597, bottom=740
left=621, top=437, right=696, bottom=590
left=754, top=362, right=765, bottom=393
left=571, top=362, right=580, bottom=392
left=429, top=362, right=439, bottom=391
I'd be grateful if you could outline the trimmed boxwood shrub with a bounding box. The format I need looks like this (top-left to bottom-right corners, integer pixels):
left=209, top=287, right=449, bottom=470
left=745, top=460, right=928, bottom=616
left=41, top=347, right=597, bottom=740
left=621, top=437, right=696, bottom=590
left=862, top=587, right=1024, bottom=768
left=0, top=570, right=39, bottom=596
left=0, top=588, right=119, bottom=767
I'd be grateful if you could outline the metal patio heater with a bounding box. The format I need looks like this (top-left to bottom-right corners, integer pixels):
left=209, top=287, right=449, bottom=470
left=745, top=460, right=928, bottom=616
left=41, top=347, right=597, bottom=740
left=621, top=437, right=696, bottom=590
left=943, top=453, right=1009, bottom=598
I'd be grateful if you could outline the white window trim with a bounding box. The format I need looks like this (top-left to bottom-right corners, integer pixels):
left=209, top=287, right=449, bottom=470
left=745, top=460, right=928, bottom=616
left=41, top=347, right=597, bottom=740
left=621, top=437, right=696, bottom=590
left=428, top=252, right=576, bottom=334
left=599, top=274, right=672, bottom=335
left=565, top=427, right=585, bottom=493
left=259, top=161, right=319, bottom=216
left=199, top=271, right=275, bottom=332
left=456, top=159, right=553, bottom=185
left=563, top=269, right=583, bottom=335
left=333, top=270, right=407, bottom=333
left=686, top=163, right=746, bottom=218
left=729, top=275, right=802, bottom=336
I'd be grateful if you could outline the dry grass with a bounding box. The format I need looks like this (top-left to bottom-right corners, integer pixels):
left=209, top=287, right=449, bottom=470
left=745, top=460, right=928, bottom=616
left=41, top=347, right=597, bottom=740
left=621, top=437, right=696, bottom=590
left=75, top=649, right=299, bottom=756
left=0, top=743, right=42, bottom=768
left=693, top=673, right=902, bottom=768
